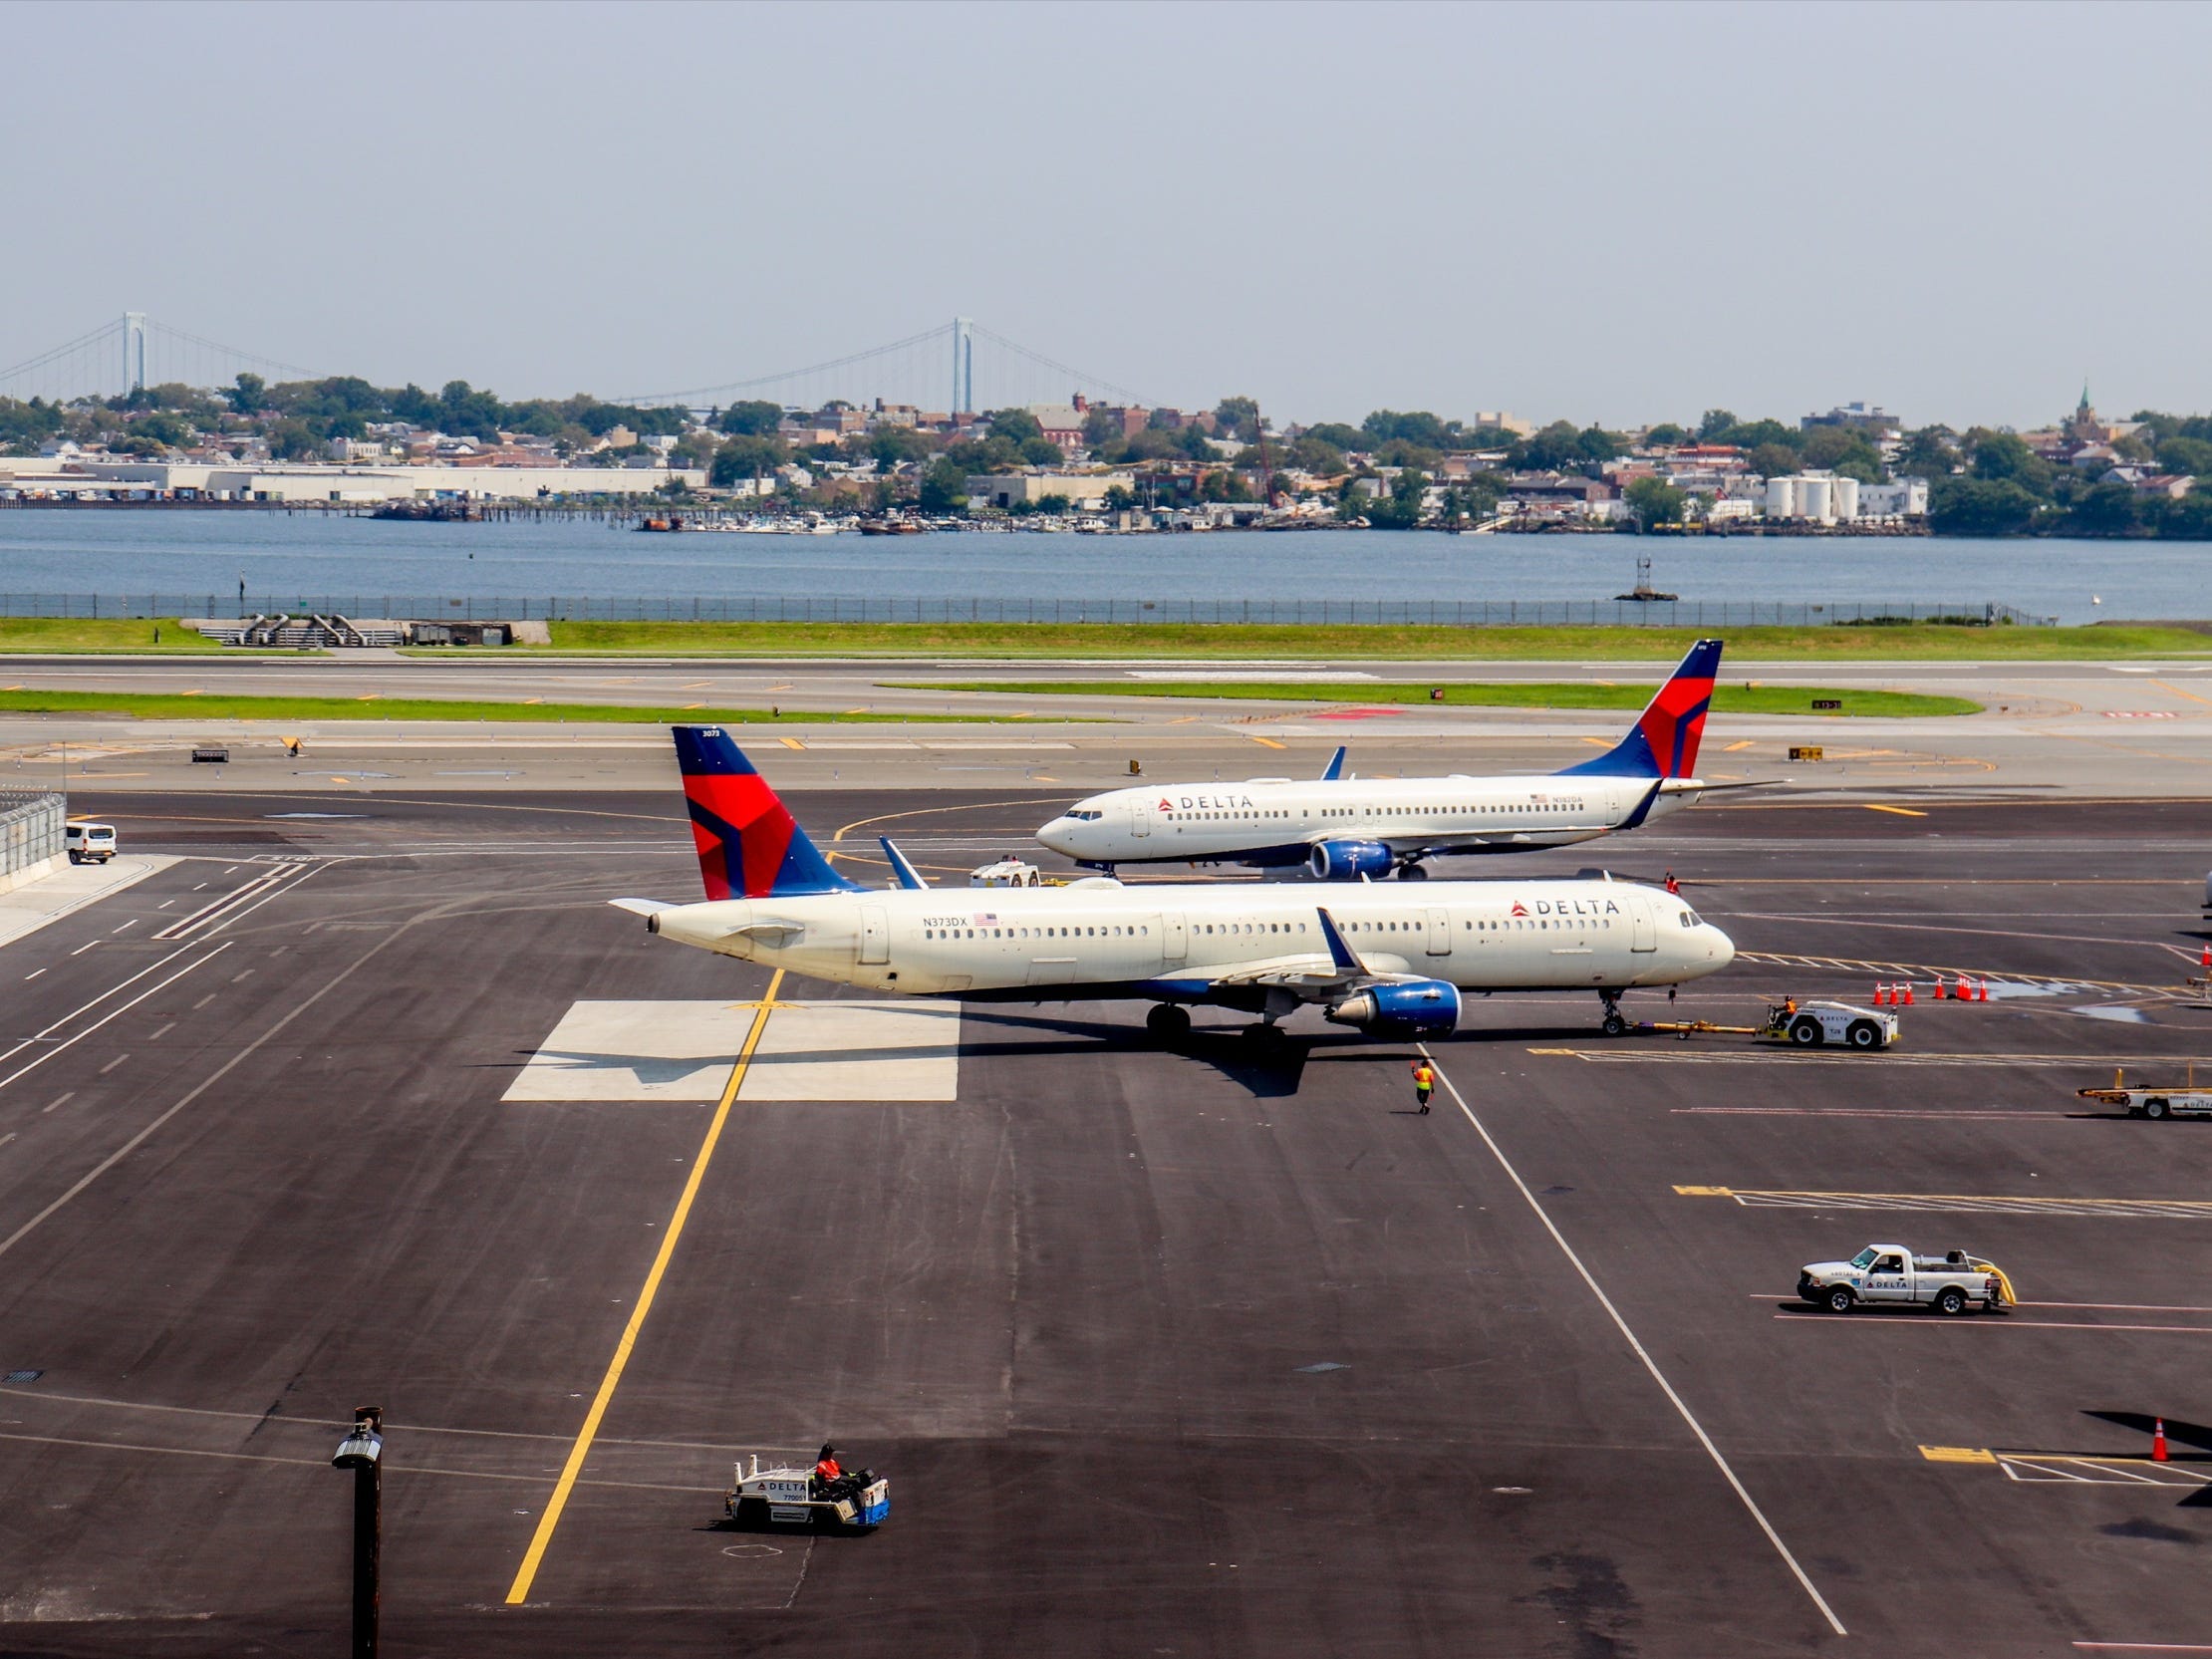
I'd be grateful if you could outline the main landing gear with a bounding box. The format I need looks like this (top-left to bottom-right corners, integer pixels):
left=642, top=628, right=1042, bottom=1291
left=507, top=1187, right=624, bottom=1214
left=1395, top=862, right=1429, bottom=881
left=1146, top=1003, right=1192, bottom=1041
left=1599, top=990, right=1627, bottom=1038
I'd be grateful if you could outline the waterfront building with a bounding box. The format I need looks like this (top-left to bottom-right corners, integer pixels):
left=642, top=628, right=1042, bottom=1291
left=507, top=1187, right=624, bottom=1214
left=964, top=469, right=1137, bottom=510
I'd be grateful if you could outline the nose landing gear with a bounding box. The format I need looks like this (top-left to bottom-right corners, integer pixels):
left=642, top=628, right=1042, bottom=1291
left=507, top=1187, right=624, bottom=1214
left=1599, top=990, right=1627, bottom=1037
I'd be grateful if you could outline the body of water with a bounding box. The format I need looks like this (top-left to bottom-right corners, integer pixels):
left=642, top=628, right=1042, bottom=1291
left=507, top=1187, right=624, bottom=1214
left=0, top=510, right=2204, bottom=625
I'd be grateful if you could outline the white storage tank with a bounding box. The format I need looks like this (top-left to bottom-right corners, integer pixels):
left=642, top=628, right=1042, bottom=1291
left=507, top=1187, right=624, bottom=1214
left=1798, top=475, right=1833, bottom=523
left=1764, top=475, right=1799, bottom=518
left=1830, top=476, right=1859, bottom=521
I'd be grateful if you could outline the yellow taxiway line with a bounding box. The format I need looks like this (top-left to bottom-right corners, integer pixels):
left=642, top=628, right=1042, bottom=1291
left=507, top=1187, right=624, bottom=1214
left=503, top=968, right=786, bottom=1605
left=1861, top=803, right=1927, bottom=817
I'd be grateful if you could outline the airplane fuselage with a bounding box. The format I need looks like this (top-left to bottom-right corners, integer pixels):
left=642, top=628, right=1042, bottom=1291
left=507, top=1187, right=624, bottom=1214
left=646, top=875, right=1734, bottom=1006
left=1037, top=773, right=1705, bottom=868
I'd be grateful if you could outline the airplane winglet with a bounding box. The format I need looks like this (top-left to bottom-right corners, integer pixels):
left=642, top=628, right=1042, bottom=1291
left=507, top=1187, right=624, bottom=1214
left=1315, top=907, right=1366, bottom=974
left=880, top=836, right=930, bottom=890
left=1320, top=745, right=1347, bottom=782
left=1618, top=777, right=1667, bottom=830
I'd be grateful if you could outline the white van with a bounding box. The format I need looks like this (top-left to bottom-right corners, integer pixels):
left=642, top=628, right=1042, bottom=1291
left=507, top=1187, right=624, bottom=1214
left=65, top=822, right=117, bottom=865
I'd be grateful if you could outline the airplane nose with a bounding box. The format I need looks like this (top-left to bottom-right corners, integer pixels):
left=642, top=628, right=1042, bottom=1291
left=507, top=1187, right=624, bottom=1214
left=1036, top=817, right=1074, bottom=853
left=1708, top=925, right=1735, bottom=968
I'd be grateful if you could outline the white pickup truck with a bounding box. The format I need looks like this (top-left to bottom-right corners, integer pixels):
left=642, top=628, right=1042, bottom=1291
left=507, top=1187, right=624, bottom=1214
left=1797, top=1244, right=2015, bottom=1315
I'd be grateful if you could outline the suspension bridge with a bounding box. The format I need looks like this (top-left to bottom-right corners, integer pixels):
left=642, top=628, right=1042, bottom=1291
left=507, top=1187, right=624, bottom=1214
left=0, top=313, right=1153, bottom=415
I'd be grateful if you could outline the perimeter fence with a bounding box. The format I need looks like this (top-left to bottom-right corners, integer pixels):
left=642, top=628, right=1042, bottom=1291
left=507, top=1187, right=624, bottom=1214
left=0, top=595, right=2055, bottom=628
left=0, top=793, right=65, bottom=883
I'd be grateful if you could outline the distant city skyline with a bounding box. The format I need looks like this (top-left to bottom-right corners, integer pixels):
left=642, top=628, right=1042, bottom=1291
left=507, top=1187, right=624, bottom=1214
left=1, top=1, right=2204, bottom=431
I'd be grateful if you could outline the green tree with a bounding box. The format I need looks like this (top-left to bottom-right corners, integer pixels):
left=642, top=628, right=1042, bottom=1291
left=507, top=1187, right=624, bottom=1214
left=1363, top=410, right=1456, bottom=450
left=1286, top=434, right=1347, bottom=475
left=988, top=408, right=1043, bottom=445
left=1510, top=420, right=1588, bottom=471
left=2156, top=435, right=2212, bottom=477
left=1302, top=421, right=1367, bottom=452
left=1102, top=484, right=1135, bottom=511
left=1929, top=476, right=2043, bottom=536
left=709, top=432, right=786, bottom=488
left=1698, top=409, right=1738, bottom=440
left=1799, top=425, right=1881, bottom=479
left=1896, top=426, right=1959, bottom=479
left=1624, top=476, right=1686, bottom=526
left=870, top=425, right=934, bottom=469
left=2068, top=481, right=2141, bottom=536
left=227, top=372, right=267, bottom=415
left=1019, top=435, right=1064, bottom=466
left=918, top=457, right=968, bottom=514
left=1644, top=422, right=1688, bottom=447
left=719, top=400, right=783, bottom=436
left=1748, top=442, right=1799, bottom=480
left=267, top=418, right=321, bottom=460
left=1964, top=429, right=2054, bottom=496
left=1214, top=396, right=1259, bottom=440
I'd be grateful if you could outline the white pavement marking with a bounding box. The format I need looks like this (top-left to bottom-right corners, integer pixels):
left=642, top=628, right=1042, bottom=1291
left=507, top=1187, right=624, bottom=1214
left=738, top=1000, right=961, bottom=1102
left=1419, top=1045, right=1847, bottom=1637
left=0, top=856, right=178, bottom=953
left=0, top=947, right=228, bottom=1082
left=0, top=956, right=225, bottom=1097
left=503, top=999, right=962, bottom=1103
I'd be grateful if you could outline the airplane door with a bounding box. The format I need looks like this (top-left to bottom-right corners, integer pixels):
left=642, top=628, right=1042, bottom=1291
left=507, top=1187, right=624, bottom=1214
left=1629, top=899, right=1657, bottom=954
left=1131, top=801, right=1152, bottom=839
left=860, top=905, right=889, bottom=965
left=1163, top=912, right=1188, bottom=962
left=1424, top=907, right=1451, bottom=957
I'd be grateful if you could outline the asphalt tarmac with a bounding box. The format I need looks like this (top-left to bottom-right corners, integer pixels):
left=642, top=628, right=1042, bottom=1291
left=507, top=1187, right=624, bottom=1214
left=1, top=786, right=2210, bottom=1656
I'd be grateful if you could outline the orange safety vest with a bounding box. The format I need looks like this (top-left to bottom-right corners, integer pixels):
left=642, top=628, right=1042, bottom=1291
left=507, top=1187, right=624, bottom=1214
left=1413, top=1065, right=1435, bottom=1089
left=815, top=1458, right=841, bottom=1482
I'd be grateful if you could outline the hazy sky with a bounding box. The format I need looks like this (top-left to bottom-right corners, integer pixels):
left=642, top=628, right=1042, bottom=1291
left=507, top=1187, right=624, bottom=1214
left=3, top=1, right=2204, bottom=430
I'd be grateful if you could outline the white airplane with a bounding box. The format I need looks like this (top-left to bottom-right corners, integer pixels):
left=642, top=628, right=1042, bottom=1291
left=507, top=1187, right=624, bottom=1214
left=614, top=726, right=1736, bottom=1042
left=1036, top=639, right=1732, bottom=880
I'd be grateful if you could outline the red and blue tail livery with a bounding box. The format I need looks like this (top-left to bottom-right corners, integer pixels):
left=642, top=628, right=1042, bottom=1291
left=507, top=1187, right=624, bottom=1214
left=1556, top=638, right=1722, bottom=780
left=673, top=725, right=858, bottom=900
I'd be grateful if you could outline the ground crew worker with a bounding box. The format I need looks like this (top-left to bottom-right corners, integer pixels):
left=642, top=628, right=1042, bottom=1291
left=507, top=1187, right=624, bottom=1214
left=1411, top=1057, right=1436, bottom=1115
left=1664, top=870, right=1680, bottom=895
left=813, top=1443, right=842, bottom=1496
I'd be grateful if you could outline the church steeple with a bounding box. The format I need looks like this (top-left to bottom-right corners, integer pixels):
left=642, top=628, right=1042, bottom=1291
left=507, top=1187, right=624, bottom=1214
left=2078, top=381, right=2091, bottom=414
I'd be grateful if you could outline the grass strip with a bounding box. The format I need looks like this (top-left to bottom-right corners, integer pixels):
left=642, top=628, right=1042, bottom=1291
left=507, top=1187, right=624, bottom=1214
left=531, top=619, right=2212, bottom=661
left=0, top=618, right=233, bottom=653
left=0, top=689, right=989, bottom=724
left=898, top=681, right=1982, bottom=717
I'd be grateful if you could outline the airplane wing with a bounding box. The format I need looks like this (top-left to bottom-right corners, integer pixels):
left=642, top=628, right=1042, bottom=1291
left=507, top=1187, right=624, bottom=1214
left=609, top=898, right=675, bottom=917
left=1192, top=907, right=1412, bottom=998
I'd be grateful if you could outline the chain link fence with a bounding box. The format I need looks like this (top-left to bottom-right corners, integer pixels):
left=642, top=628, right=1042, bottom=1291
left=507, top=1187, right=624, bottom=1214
left=0, top=594, right=2053, bottom=627
left=0, top=792, right=65, bottom=884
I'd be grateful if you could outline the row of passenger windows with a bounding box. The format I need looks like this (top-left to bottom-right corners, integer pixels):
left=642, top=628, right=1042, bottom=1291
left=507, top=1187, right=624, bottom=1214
left=925, top=925, right=1153, bottom=940
left=921, top=916, right=1618, bottom=941
left=1178, top=802, right=1586, bottom=822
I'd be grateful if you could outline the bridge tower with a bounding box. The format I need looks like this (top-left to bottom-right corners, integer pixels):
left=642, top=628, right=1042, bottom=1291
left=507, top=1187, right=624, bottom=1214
left=952, top=316, right=973, bottom=415
left=123, top=311, right=147, bottom=393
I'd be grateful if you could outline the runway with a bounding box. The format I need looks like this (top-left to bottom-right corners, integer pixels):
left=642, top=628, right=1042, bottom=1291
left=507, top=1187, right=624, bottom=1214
left=6, top=647, right=2212, bottom=798
left=0, top=780, right=2206, bottom=1654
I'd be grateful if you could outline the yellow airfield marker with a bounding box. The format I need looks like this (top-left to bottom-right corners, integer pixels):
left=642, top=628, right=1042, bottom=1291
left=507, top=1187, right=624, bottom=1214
left=1724, top=739, right=1755, bottom=752
left=779, top=736, right=806, bottom=749
left=180, top=689, right=203, bottom=696
left=1919, top=1447, right=1997, bottom=1465
left=1672, top=1186, right=1736, bottom=1197
left=1581, top=736, right=1611, bottom=747
left=505, top=968, right=786, bottom=1605
left=1247, top=734, right=1286, bottom=748
left=1862, top=803, right=1927, bottom=817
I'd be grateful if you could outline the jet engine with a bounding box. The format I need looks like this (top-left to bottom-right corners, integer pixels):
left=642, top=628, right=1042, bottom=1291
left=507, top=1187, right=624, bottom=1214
left=1306, top=839, right=1395, bottom=881
left=1324, top=979, right=1461, bottom=1039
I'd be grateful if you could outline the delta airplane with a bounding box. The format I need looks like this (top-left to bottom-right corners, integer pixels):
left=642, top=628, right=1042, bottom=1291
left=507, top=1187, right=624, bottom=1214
left=616, top=726, right=1736, bottom=1043
left=1036, top=639, right=1734, bottom=881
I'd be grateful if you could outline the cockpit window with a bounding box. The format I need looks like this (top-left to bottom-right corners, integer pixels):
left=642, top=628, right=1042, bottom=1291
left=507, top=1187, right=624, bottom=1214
left=1064, top=809, right=1104, bottom=821
left=1680, top=909, right=1703, bottom=927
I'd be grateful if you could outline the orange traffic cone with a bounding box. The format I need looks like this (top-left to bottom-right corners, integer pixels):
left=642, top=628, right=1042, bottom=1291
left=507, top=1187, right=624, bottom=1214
left=1900, top=981, right=1914, bottom=1005
left=1976, top=979, right=1990, bottom=1002
left=1873, top=983, right=1888, bottom=1006
left=2154, top=1418, right=2170, bottom=1462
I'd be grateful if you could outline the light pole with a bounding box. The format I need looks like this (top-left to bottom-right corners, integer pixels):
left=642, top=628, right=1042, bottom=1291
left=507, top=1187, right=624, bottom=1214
left=331, top=1406, right=383, bottom=1659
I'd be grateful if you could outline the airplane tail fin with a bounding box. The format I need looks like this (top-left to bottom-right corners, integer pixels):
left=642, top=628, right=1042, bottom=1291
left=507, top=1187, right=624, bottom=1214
left=1555, top=639, right=1723, bottom=780
left=671, top=725, right=858, bottom=901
